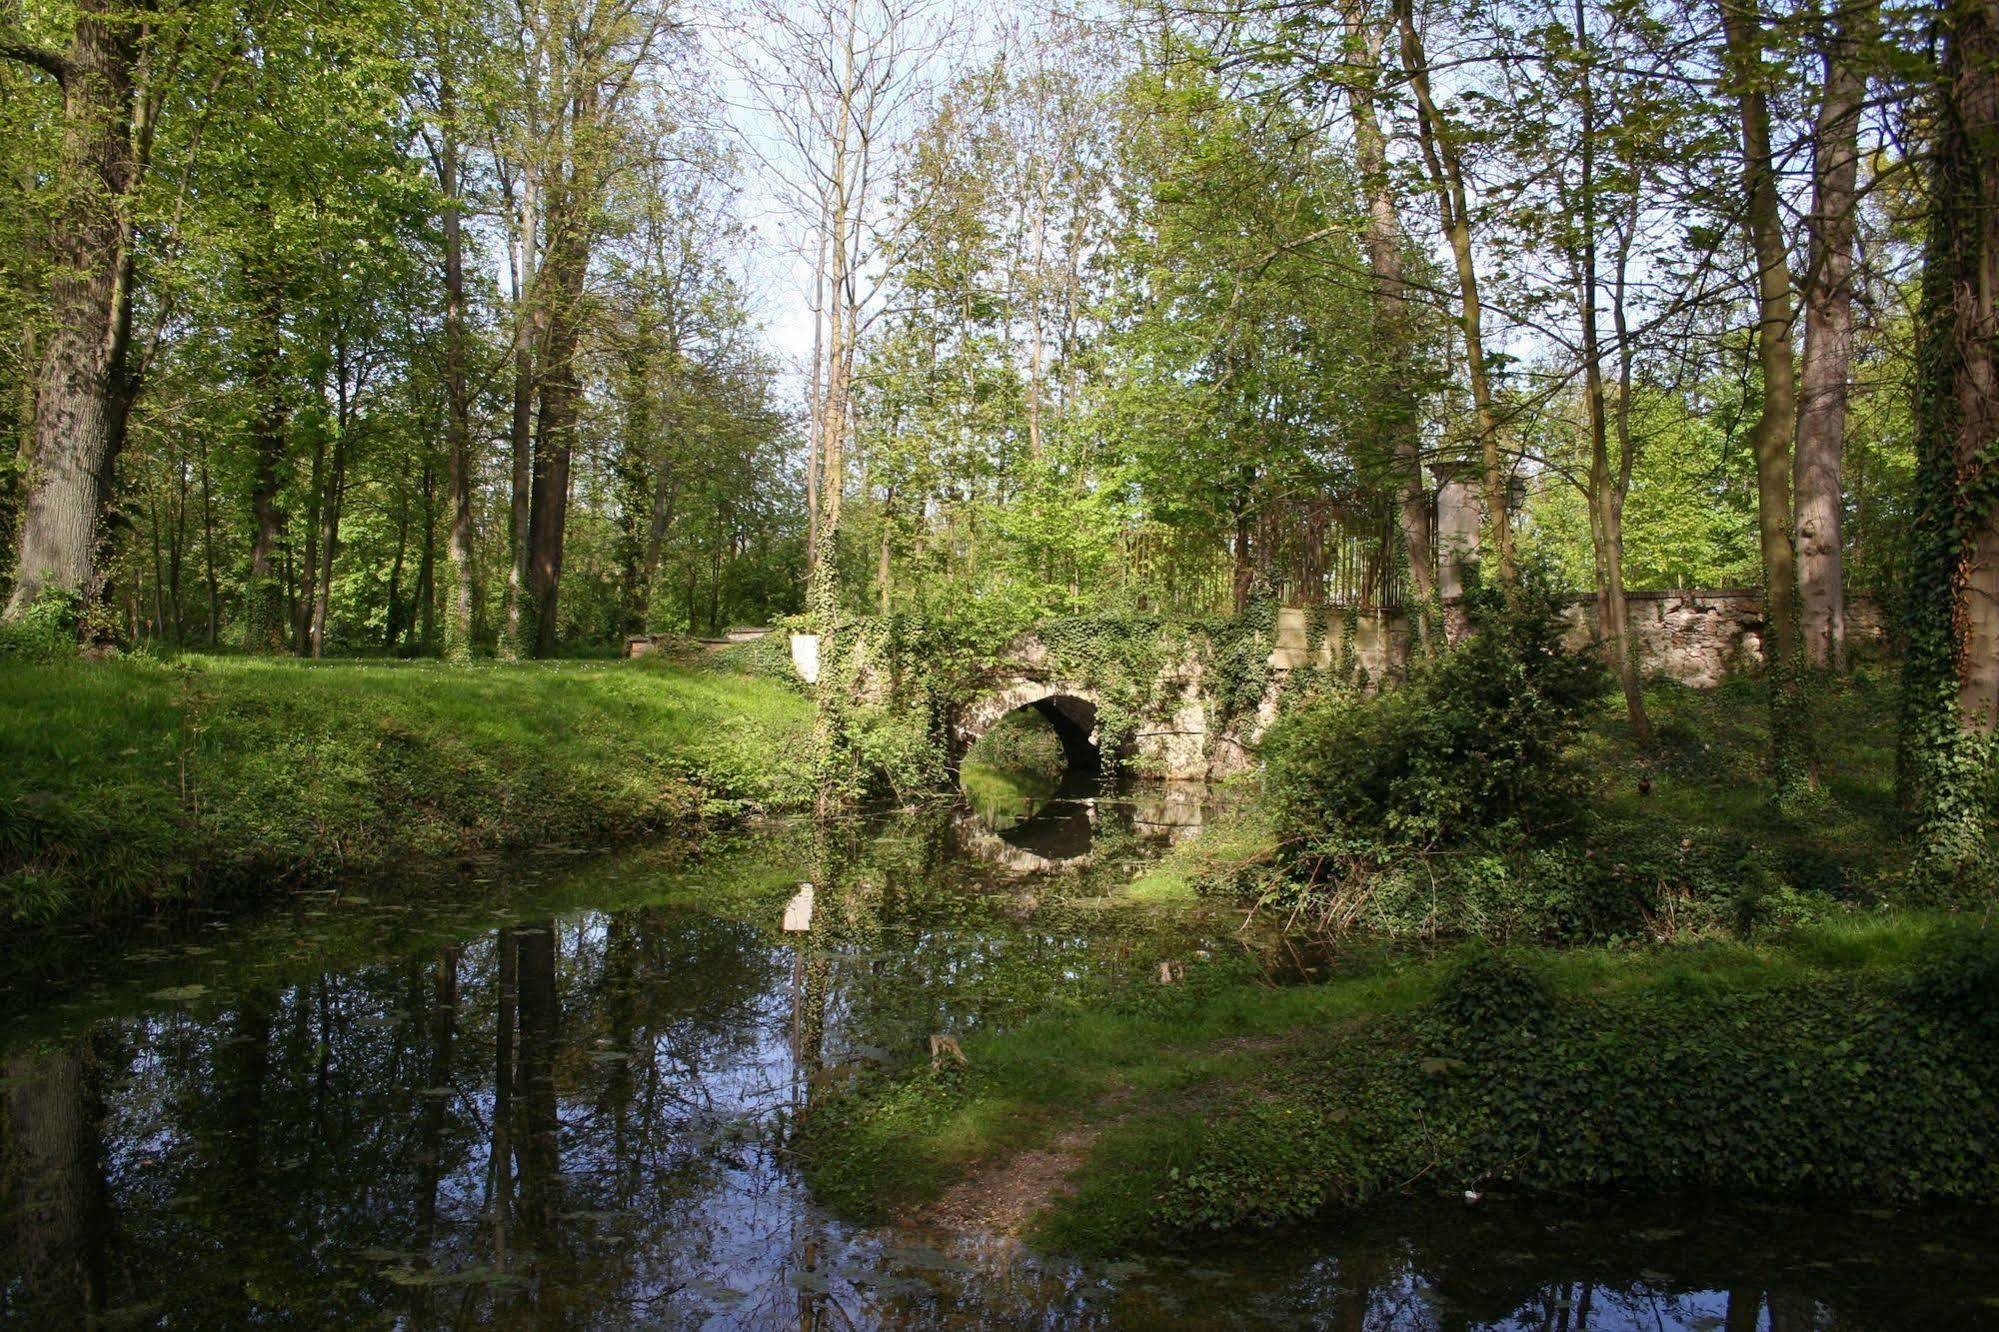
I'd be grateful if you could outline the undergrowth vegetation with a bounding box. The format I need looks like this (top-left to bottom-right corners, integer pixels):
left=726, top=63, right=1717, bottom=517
left=0, top=654, right=814, bottom=931
left=800, top=915, right=1999, bottom=1252
left=1237, top=576, right=1924, bottom=943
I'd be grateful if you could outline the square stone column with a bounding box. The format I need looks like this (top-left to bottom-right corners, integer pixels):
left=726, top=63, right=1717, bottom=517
left=1429, top=463, right=1485, bottom=600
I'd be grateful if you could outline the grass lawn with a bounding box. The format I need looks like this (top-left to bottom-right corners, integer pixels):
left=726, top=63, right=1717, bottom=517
left=0, top=653, right=814, bottom=931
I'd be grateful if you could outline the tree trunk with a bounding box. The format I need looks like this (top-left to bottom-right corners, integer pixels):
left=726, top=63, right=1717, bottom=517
left=1796, top=2, right=1869, bottom=671
left=197, top=432, right=219, bottom=643
left=527, top=286, right=580, bottom=659
left=1394, top=0, right=1510, bottom=580
left=309, top=374, right=352, bottom=659
left=615, top=319, right=657, bottom=638
left=243, top=277, right=288, bottom=652
left=440, top=105, right=479, bottom=661
left=1718, top=0, right=1808, bottom=793
left=526, top=135, right=592, bottom=659
left=1573, top=0, right=1651, bottom=745
left=1899, top=0, right=1999, bottom=877
left=295, top=415, right=326, bottom=652
left=1346, top=11, right=1436, bottom=651
left=500, top=166, right=538, bottom=660
left=385, top=474, right=410, bottom=652
left=3, top=0, right=146, bottom=620
left=1717, top=0, right=1801, bottom=672
left=417, top=457, right=437, bottom=653
left=644, top=454, right=677, bottom=593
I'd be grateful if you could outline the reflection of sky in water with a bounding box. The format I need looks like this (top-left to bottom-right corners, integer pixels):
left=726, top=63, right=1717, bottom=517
left=5, top=820, right=1998, bottom=1328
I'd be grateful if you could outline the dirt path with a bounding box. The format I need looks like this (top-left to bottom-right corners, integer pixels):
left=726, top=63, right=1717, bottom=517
left=920, top=1124, right=1101, bottom=1236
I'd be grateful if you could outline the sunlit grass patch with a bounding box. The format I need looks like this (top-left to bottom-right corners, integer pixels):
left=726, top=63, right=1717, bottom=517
left=1, top=655, right=814, bottom=931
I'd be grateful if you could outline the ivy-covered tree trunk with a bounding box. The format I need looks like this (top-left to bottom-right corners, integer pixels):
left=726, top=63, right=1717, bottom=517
left=527, top=167, right=589, bottom=660
left=1898, top=0, right=1999, bottom=882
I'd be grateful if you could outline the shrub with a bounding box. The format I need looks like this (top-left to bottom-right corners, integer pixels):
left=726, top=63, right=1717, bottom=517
left=1263, top=570, right=1608, bottom=851
left=0, top=588, right=83, bottom=662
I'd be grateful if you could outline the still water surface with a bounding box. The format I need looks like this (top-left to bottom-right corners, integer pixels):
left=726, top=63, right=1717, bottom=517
left=2, top=777, right=1995, bottom=1328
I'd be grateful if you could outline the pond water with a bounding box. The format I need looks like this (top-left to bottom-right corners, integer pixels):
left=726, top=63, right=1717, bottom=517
left=3, top=774, right=1996, bottom=1328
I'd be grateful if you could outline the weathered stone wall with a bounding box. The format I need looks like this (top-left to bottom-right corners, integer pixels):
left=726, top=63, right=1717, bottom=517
left=876, top=591, right=1895, bottom=785
left=1559, top=589, right=1890, bottom=688
left=1263, top=591, right=1890, bottom=693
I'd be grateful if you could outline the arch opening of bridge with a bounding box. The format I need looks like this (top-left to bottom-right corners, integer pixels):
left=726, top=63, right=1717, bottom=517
left=952, top=681, right=1118, bottom=776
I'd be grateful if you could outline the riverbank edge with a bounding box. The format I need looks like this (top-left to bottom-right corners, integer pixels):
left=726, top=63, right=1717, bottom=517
left=797, top=914, right=1999, bottom=1254
left=0, top=654, right=817, bottom=935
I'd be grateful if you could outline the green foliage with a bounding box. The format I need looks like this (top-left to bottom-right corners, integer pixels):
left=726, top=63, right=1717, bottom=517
left=1264, top=572, right=1608, bottom=850
left=0, top=586, right=82, bottom=661
left=1201, top=596, right=1276, bottom=727
left=803, top=917, right=1999, bottom=1250
left=963, top=707, right=1067, bottom=778
left=1438, top=942, right=1554, bottom=1031
left=1520, top=381, right=1762, bottom=593
left=1899, top=921, right=1999, bottom=1031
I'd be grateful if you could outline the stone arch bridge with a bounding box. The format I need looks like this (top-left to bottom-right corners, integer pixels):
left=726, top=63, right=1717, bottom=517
left=758, top=589, right=1888, bottom=781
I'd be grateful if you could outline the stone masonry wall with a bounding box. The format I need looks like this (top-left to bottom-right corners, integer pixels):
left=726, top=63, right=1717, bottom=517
left=1266, top=591, right=1890, bottom=692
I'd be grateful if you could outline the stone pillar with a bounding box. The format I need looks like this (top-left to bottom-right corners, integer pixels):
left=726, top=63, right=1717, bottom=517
left=1429, top=464, right=1485, bottom=600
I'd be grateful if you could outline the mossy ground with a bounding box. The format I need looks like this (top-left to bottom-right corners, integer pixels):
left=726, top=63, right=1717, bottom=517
left=0, top=653, right=814, bottom=931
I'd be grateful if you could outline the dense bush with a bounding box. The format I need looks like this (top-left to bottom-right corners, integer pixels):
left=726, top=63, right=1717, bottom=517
left=962, top=708, right=1068, bottom=778
left=1263, top=572, right=1607, bottom=852
left=0, top=588, right=83, bottom=662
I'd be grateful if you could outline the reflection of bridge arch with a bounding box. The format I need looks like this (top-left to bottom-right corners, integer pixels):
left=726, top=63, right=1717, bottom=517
left=951, top=680, right=1110, bottom=771
left=951, top=808, right=1095, bottom=875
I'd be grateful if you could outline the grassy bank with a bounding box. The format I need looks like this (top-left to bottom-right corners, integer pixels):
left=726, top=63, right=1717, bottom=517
left=0, top=654, right=813, bottom=931
left=803, top=670, right=1998, bottom=1250
left=799, top=914, right=1999, bottom=1253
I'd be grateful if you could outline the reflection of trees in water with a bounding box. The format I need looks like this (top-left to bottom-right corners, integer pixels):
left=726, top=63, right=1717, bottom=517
left=0, top=904, right=797, bottom=1326
left=0, top=825, right=1985, bottom=1327
left=2, top=1035, right=108, bottom=1320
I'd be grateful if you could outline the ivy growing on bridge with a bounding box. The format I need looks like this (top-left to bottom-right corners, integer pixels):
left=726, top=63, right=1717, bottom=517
left=801, top=604, right=1290, bottom=788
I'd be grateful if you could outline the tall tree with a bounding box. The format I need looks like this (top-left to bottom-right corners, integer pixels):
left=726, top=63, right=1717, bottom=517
left=1716, top=0, right=1805, bottom=782
left=2, top=0, right=163, bottom=618
left=413, top=0, right=483, bottom=659
left=519, top=0, right=672, bottom=658
left=1394, top=0, right=1513, bottom=582
left=1898, top=0, right=1999, bottom=880
left=1563, top=0, right=1652, bottom=745
left=1794, top=0, right=1873, bottom=671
